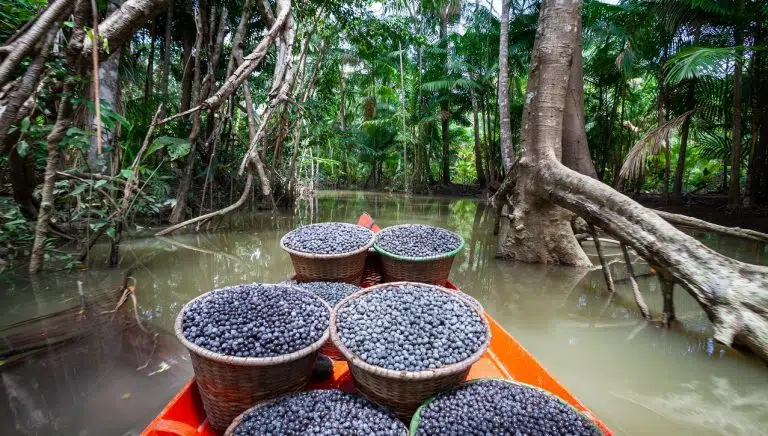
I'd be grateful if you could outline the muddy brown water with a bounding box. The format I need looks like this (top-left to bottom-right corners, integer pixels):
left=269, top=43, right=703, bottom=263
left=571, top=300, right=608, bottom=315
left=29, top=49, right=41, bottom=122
left=1, top=191, right=767, bottom=435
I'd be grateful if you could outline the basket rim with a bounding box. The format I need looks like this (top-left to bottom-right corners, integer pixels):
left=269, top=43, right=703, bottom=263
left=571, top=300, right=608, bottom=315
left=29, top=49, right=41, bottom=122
left=224, top=389, right=409, bottom=436
left=373, top=224, right=465, bottom=262
left=175, top=283, right=330, bottom=366
left=408, top=378, right=604, bottom=435
left=330, top=281, right=491, bottom=381
left=279, top=222, right=375, bottom=259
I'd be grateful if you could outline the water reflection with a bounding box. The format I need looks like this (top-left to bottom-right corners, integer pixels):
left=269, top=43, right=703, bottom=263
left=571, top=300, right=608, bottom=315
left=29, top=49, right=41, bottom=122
left=1, top=191, right=767, bottom=435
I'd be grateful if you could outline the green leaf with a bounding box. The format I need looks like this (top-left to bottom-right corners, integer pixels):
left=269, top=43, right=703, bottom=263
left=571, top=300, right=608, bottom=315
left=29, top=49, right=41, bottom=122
left=20, top=117, right=30, bottom=132
left=94, top=179, right=107, bottom=188
left=63, top=21, right=75, bottom=28
left=5, top=219, right=26, bottom=227
left=16, top=141, right=29, bottom=157
left=147, top=136, right=191, bottom=161
left=106, top=226, right=116, bottom=240
left=120, top=169, right=136, bottom=180
left=70, top=183, right=88, bottom=196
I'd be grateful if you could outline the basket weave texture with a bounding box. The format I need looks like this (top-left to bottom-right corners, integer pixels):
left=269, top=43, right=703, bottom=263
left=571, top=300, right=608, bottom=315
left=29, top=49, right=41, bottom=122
left=280, top=223, right=375, bottom=283
left=374, top=225, right=464, bottom=284
left=223, top=390, right=409, bottom=436
left=408, top=378, right=604, bottom=435
left=175, top=286, right=330, bottom=431
left=330, top=282, right=491, bottom=420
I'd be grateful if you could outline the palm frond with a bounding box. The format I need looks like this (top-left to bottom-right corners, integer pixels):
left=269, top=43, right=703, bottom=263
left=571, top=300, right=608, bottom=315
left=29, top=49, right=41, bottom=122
left=421, top=78, right=479, bottom=92
left=619, top=110, right=694, bottom=182
left=665, top=46, right=734, bottom=85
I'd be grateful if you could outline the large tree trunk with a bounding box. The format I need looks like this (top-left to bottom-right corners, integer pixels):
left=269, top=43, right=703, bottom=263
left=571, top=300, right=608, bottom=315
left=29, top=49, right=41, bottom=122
left=728, top=0, right=745, bottom=209
left=498, top=0, right=515, bottom=172
left=561, top=16, right=596, bottom=179
left=496, top=0, right=589, bottom=266
left=499, top=0, right=768, bottom=361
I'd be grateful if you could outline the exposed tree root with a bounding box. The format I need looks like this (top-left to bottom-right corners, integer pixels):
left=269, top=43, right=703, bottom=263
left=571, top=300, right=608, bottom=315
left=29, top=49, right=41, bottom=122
left=621, top=243, right=651, bottom=320
left=659, top=276, right=676, bottom=328
left=590, top=224, right=616, bottom=293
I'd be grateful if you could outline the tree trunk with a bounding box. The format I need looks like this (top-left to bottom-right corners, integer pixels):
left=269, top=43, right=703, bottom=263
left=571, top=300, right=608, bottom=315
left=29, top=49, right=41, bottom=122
left=168, top=11, right=203, bottom=224
left=657, top=46, right=670, bottom=201
left=482, top=93, right=496, bottom=183
left=144, top=18, right=156, bottom=101
left=339, top=66, right=346, bottom=131
left=498, top=0, right=768, bottom=362
left=439, top=16, right=450, bottom=185
left=729, top=0, right=745, bottom=209
left=160, top=0, right=172, bottom=104
left=399, top=41, right=409, bottom=192
left=673, top=81, right=695, bottom=201
left=29, top=0, right=91, bottom=273
left=561, top=16, right=596, bottom=179
left=87, top=0, right=123, bottom=174
left=496, top=0, right=590, bottom=266
left=180, top=11, right=195, bottom=112
left=498, top=0, right=514, bottom=171
left=471, top=90, right=487, bottom=187
left=748, top=16, right=766, bottom=205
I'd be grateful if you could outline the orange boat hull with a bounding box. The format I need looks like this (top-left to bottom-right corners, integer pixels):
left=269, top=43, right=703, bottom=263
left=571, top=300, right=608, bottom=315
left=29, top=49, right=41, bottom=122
left=142, top=214, right=611, bottom=435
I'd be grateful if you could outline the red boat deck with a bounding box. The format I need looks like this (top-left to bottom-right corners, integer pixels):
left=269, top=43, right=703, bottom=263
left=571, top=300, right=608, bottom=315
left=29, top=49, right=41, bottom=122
left=142, top=214, right=611, bottom=435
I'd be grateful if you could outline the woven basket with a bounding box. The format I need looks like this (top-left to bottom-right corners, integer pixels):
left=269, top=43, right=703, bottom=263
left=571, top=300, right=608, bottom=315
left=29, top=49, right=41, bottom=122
left=280, top=223, right=375, bottom=283
left=374, top=225, right=465, bottom=285
left=175, top=285, right=330, bottom=431
left=330, top=282, right=491, bottom=420
left=224, top=390, right=409, bottom=436
left=409, top=378, right=604, bottom=435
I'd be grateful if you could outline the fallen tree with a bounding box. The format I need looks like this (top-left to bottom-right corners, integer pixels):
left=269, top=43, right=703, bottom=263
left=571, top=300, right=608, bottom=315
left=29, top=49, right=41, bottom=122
left=496, top=0, right=768, bottom=361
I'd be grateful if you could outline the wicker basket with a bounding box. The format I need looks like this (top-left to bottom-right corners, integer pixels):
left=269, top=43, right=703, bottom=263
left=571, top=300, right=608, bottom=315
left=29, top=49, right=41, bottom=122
left=374, top=225, right=465, bottom=285
left=409, top=378, right=604, bottom=435
left=330, top=282, right=491, bottom=420
left=280, top=223, right=375, bottom=283
left=224, top=390, right=409, bottom=436
left=175, top=285, right=330, bottom=431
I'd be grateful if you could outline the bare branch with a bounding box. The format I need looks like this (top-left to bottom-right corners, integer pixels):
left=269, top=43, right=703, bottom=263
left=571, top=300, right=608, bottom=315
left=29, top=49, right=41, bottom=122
left=155, top=172, right=254, bottom=236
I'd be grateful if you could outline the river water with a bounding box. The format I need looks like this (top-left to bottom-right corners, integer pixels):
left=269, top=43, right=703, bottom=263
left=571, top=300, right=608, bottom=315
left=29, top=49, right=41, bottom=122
left=1, top=191, right=767, bottom=435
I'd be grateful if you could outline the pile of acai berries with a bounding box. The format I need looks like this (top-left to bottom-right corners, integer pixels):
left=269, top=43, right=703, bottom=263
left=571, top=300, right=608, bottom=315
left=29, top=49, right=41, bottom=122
left=413, top=379, right=601, bottom=435
left=376, top=224, right=462, bottom=258
left=282, top=222, right=374, bottom=255
left=231, top=390, right=406, bottom=435
left=292, top=281, right=362, bottom=307
left=181, top=284, right=329, bottom=358
left=335, top=283, right=487, bottom=371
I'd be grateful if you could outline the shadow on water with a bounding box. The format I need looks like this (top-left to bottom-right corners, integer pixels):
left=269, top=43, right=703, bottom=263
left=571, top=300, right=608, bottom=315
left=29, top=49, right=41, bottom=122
left=1, top=190, right=767, bottom=435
